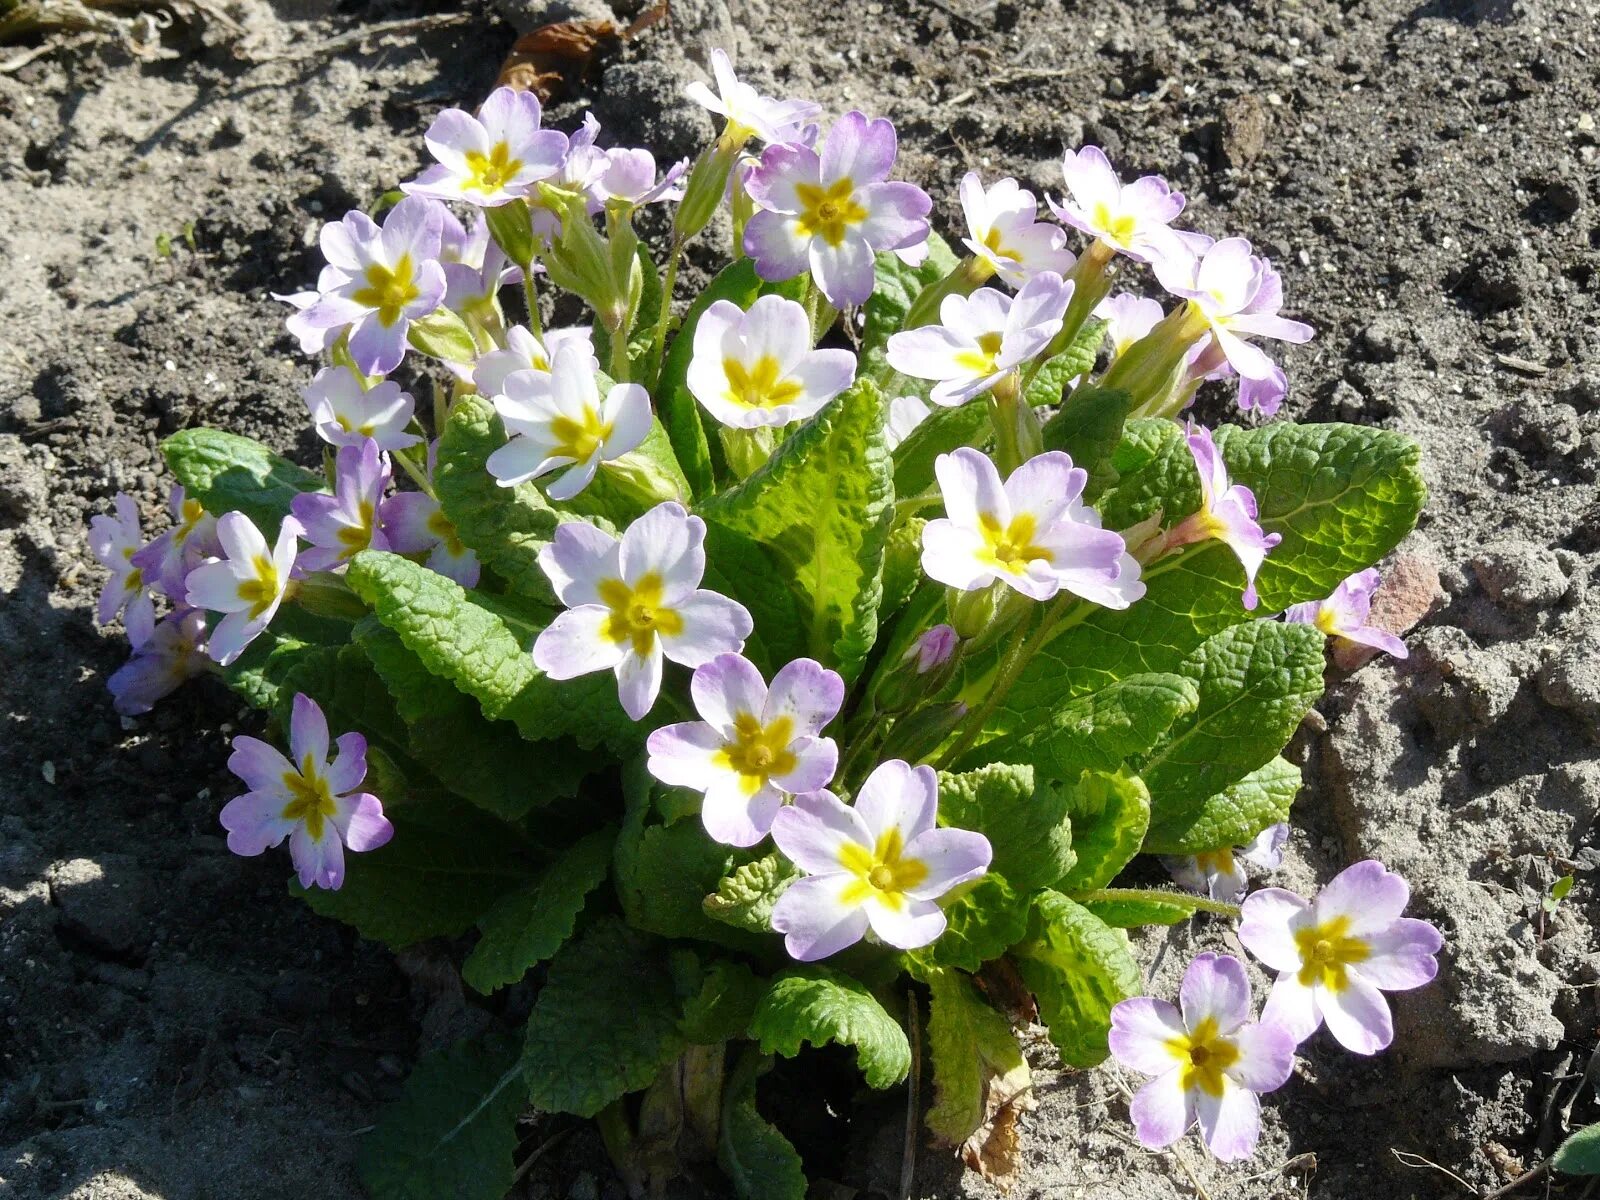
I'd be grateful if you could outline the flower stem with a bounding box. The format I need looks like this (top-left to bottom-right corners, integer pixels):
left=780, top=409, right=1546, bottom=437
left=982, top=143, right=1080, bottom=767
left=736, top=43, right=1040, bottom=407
left=648, top=237, right=684, bottom=382
left=522, top=268, right=544, bottom=340
left=392, top=444, right=436, bottom=499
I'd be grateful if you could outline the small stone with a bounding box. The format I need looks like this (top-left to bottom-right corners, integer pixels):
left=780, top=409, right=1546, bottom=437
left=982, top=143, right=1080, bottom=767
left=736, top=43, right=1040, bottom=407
left=1469, top=541, right=1569, bottom=610
left=1537, top=638, right=1600, bottom=740
left=1218, top=94, right=1268, bottom=167
left=1332, top=550, right=1445, bottom=671
left=48, top=856, right=152, bottom=960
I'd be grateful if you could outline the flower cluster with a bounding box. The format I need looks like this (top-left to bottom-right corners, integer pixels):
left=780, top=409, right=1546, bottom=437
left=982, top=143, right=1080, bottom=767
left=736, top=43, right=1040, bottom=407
left=83, top=48, right=1436, bottom=1193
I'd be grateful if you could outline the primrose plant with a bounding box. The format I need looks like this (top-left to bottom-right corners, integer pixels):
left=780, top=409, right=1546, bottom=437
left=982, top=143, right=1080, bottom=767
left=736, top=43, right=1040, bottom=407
left=90, top=50, right=1440, bottom=1199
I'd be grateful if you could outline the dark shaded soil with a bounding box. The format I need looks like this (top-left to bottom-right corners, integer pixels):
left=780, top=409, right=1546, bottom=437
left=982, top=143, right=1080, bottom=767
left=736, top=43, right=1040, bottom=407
left=2, top=0, right=1596, bottom=1197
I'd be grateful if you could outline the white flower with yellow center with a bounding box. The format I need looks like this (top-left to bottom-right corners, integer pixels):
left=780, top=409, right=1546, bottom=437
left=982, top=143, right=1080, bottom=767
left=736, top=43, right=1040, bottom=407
left=647, top=653, right=844, bottom=847
left=884, top=274, right=1072, bottom=407
left=185, top=511, right=301, bottom=666
left=473, top=324, right=596, bottom=400
left=403, top=86, right=569, bottom=207
left=685, top=295, right=857, bottom=429
left=1239, top=860, right=1443, bottom=1055
left=958, top=171, right=1077, bottom=288
left=768, top=760, right=992, bottom=959
left=486, top=342, right=652, bottom=501
left=302, top=366, right=421, bottom=452
left=1049, top=145, right=1189, bottom=265
left=1109, top=952, right=1297, bottom=1161
left=683, top=48, right=821, bottom=146
left=920, top=448, right=1143, bottom=607
left=533, top=503, right=754, bottom=720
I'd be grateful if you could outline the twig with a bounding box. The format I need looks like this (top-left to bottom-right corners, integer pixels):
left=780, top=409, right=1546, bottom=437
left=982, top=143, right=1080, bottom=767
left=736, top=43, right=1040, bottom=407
left=900, top=988, right=921, bottom=1200
left=1390, top=1148, right=1474, bottom=1194
left=1479, top=1156, right=1549, bottom=1200
left=1, top=37, right=73, bottom=72
left=512, top=1127, right=573, bottom=1185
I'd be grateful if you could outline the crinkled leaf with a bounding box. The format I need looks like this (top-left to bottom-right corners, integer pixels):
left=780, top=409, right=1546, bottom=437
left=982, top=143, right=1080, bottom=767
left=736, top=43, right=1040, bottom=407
left=219, top=627, right=314, bottom=712
left=1143, top=756, right=1301, bottom=856
left=615, top=761, right=769, bottom=953
left=162, top=427, right=324, bottom=537
left=435, top=392, right=565, bottom=603
left=699, top=378, right=893, bottom=681
left=1055, top=770, right=1151, bottom=893
left=924, top=967, right=1032, bottom=1180
left=703, top=852, right=802, bottom=935
left=937, top=763, right=1075, bottom=893
left=961, top=672, right=1198, bottom=782
left=357, top=1033, right=523, bottom=1200
left=355, top=618, right=587, bottom=818
left=718, top=1052, right=807, bottom=1200
left=1012, top=890, right=1141, bottom=1067
left=1080, top=893, right=1197, bottom=928
left=892, top=401, right=990, bottom=500
left=1138, top=621, right=1323, bottom=821
left=701, top=521, right=808, bottom=675
left=679, top=959, right=768, bottom=1045
left=462, top=826, right=615, bottom=994
left=295, top=801, right=530, bottom=948
left=910, top=875, right=1030, bottom=974
left=345, top=550, right=641, bottom=751
left=995, top=421, right=1424, bottom=737
left=1024, top=319, right=1106, bottom=408
left=522, top=917, right=686, bottom=1118
left=749, top=966, right=912, bottom=1089
left=879, top=516, right=927, bottom=618
left=1040, top=382, right=1133, bottom=501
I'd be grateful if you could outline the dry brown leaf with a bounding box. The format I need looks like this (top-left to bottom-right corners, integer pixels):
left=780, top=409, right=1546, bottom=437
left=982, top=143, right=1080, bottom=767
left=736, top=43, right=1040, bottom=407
left=958, top=1046, right=1036, bottom=1191
left=495, top=1, right=669, bottom=102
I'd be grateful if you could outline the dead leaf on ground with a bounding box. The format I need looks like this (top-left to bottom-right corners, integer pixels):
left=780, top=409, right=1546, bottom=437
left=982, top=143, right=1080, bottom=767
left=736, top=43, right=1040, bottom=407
left=496, top=0, right=669, bottom=102
left=957, top=1054, right=1037, bottom=1191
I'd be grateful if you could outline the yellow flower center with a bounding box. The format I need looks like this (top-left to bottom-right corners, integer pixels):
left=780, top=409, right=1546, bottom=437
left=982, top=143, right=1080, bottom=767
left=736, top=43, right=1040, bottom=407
left=794, top=178, right=868, bottom=247
left=351, top=254, right=421, bottom=327
left=977, top=511, right=1051, bottom=572
left=838, top=827, right=929, bottom=912
left=1092, top=201, right=1138, bottom=247
left=723, top=355, right=804, bottom=411
left=548, top=405, right=613, bottom=462
left=463, top=141, right=523, bottom=194
left=426, top=508, right=466, bottom=556
left=597, top=572, right=684, bottom=655
left=713, top=713, right=798, bottom=795
left=1293, top=914, right=1370, bottom=991
left=953, top=330, right=1005, bottom=376
left=279, top=756, right=337, bottom=842
left=336, top=501, right=376, bottom=552
left=981, top=227, right=1019, bottom=262
left=1313, top=606, right=1341, bottom=636
left=178, top=497, right=205, bottom=536
left=1193, top=848, right=1238, bottom=877
left=237, top=555, right=279, bottom=618
left=1165, top=1016, right=1240, bottom=1098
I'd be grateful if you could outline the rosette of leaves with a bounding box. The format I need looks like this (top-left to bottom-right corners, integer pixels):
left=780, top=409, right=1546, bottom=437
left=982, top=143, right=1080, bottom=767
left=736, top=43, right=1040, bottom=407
left=160, top=233, right=1425, bottom=1199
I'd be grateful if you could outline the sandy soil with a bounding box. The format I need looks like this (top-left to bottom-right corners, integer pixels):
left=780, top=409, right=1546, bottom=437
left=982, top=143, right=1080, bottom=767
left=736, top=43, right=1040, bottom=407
left=2, top=0, right=1597, bottom=1197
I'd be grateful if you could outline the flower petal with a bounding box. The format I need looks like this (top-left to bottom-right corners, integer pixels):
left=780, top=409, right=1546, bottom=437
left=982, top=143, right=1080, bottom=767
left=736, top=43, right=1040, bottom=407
left=853, top=759, right=937, bottom=845
left=809, top=232, right=876, bottom=308
left=336, top=793, right=394, bottom=853
left=1316, top=972, right=1393, bottom=1055
left=658, top=590, right=753, bottom=668
left=900, top=828, right=991, bottom=901
left=763, top=657, right=845, bottom=736
left=1195, top=1080, right=1261, bottom=1162
left=1110, top=996, right=1188, bottom=1076
left=538, top=521, right=621, bottom=607
left=771, top=788, right=872, bottom=874
left=700, top=775, right=783, bottom=848
left=1238, top=887, right=1312, bottom=972
left=1314, top=859, right=1413, bottom=936
left=1351, top=918, right=1442, bottom=991
left=1128, top=1070, right=1194, bottom=1150
left=1226, top=1022, right=1298, bottom=1093
left=532, top=605, right=625, bottom=679
left=863, top=894, right=946, bottom=950
left=1260, top=974, right=1322, bottom=1045
left=770, top=874, right=870, bottom=961
left=219, top=791, right=295, bottom=856
left=289, top=693, right=329, bottom=773
left=690, top=652, right=768, bottom=730
left=646, top=720, right=726, bottom=791
left=1179, top=952, right=1254, bottom=1035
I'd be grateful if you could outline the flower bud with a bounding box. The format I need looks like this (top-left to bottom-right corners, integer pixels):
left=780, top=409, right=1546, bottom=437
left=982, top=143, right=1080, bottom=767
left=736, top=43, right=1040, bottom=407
left=882, top=701, right=969, bottom=764
left=874, top=624, right=962, bottom=713
left=483, top=198, right=536, bottom=270
left=675, top=139, right=741, bottom=244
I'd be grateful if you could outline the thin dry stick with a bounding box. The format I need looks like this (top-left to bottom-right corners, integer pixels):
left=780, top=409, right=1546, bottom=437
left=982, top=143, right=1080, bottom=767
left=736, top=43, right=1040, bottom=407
left=1390, top=1148, right=1474, bottom=1194
left=900, top=988, right=921, bottom=1200
left=1479, top=1157, right=1550, bottom=1200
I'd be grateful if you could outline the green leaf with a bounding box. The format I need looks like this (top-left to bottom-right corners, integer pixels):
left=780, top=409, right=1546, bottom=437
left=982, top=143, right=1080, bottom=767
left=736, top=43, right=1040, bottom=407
left=1040, top=383, right=1134, bottom=501
left=879, top=516, right=927, bottom=618
left=910, top=875, right=1030, bottom=974
left=701, top=521, right=808, bottom=675
left=892, top=401, right=990, bottom=500
left=1055, top=770, right=1151, bottom=892
left=748, top=966, right=912, bottom=1089
left=1139, top=621, right=1323, bottom=821
left=219, top=628, right=314, bottom=712
left=615, top=761, right=769, bottom=954
left=345, top=550, right=641, bottom=750
left=357, top=1033, right=524, bottom=1200
left=522, top=917, right=686, bottom=1118
left=1544, top=873, right=1575, bottom=914
left=1024, top=319, right=1107, bottom=408
left=718, top=1052, right=807, bottom=1200
left=295, top=801, right=530, bottom=948
left=355, top=618, right=587, bottom=818
left=699, top=378, right=894, bottom=681
left=1096, top=418, right=1199, bottom=531
left=1079, top=891, right=1200, bottom=928
left=462, top=826, right=615, bottom=994
left=1012, top=890, right=1141, bottom=1067
left=924, top=968, right=1028, bottom=1146
left=435, top=392, right=564, bottom=603
left=962, top=672, right=1199, bottom=782
left=1143, top=756, right=1301, bottom=855
left=162, top=427, right=324, bottom=537
left=937, top=763, right=1075, bottom=893
left=703, top=852, right=802, bottom=935
left=1553, top=1123, right=1600, bottom=1176
left=656, top=259, right=807, bottom=497
left=273, top=641, right=413, bottom=768
left=679, top=959, right=768, bottom=1045
left=408, top=306, right=478, bottom=364
left=860, top=232, right=961, bottom=389
left=994, top=421, right=1424, bottom=738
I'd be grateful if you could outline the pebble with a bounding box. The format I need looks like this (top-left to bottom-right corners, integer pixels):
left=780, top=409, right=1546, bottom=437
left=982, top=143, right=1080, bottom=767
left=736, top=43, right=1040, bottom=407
left=1469, top=541, right=1569, bottom=609
left=1537, top=638, right=1600, bottom=739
